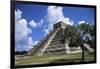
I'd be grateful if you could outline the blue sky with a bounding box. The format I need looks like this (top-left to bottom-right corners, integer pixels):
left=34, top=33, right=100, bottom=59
left=15, top=3, right=95, bottom=51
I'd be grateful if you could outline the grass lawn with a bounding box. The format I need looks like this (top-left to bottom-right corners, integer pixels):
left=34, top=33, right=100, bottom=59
left=15, top=51, right=95, bottom=66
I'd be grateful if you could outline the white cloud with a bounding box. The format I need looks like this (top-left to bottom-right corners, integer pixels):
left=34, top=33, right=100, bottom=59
left=33, top=41, right=39, bottom=46
left=15, top=19, right=32, bottom=41
left=29, top=19, right=44, bottom=28
left=38, top=19, right=44, bottom=27
left=15, top=9, right=45, bottom=51
left=78, top=21, right=85, bottom=24
left=29, top=20, right=37, bottom=28
left=28, top=37, right=34, bottom=46
left=15, top=9, right=22, bottom=21
left=78, top=20, right=88, bottom=25
left=15, top=9, right=35, bottom=51
left=47, top=6, right=63, bottom=24
left=64, top=18, right=73, bottom=25
left=27, top=37, right=39, bottom=49
left=46, top=6, right=64, bottom=31
left=43, top=26, right=49, bottom=36
left=28, top=37, right=39, bottom=46
left=43, top=6, right=73, bottom=35
left=44, top=28, right=49, bottom=36
left=27, top=40, right=39, bottom=49
left=15, top=10, right=32, bottom=42
left=47, top=6, right=73, bottom=25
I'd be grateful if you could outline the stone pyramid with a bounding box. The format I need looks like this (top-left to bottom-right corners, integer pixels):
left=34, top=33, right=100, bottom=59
left=28, top=21, right=82, bottom=55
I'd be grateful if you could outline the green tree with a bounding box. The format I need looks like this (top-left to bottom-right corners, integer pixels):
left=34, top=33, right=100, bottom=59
left=85, top=24, right=95, bottom=49
left=65, top=23, right=93, bottom=60
left=76, top=23, right=90, bottom=60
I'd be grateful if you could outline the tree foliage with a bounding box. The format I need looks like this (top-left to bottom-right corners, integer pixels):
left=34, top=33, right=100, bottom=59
left=64, top=23, right=95, bottom=59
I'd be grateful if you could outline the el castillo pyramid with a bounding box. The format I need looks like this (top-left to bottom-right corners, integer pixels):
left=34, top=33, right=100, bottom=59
left=27, top=21, right=82, bottom=56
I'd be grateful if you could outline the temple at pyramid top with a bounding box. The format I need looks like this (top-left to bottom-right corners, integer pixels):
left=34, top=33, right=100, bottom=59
left=53, top=21, right=67, bottom=30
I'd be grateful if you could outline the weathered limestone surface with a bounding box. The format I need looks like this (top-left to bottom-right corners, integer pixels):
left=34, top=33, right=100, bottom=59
left=43, top=28, right=66, bottom=55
